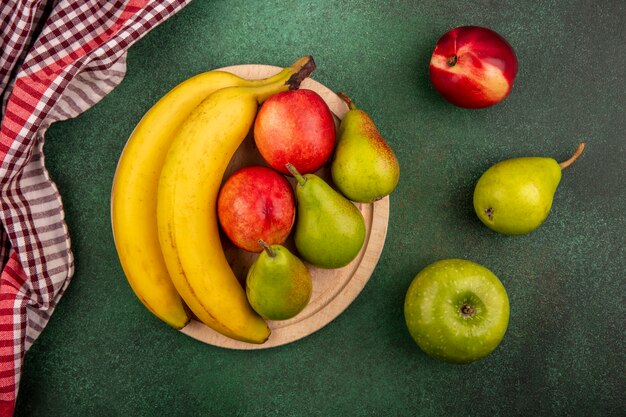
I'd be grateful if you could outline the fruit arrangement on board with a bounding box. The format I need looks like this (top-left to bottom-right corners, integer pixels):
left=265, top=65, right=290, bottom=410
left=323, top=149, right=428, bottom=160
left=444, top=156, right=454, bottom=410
left=111, top=25, right=586, bottom=362
left=111, top=55, right=400, bottom=345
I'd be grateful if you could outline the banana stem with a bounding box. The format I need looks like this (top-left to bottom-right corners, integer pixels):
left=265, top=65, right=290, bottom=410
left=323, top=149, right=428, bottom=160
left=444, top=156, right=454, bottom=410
left=337, top=92, right=357, bottom=110
left=286, top=163, right=307, bottom=185
left=559, top=142, right=586, bottom=169
left=259, top=240, right=275, bottom=257
left=253, top=56, right=316, bottom=104
left=286, top=55, right=316, bottom=90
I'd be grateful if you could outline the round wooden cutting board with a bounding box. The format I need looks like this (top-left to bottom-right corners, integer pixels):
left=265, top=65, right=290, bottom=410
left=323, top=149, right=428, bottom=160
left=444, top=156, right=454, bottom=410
left=180, top=64, right=390, bottom=349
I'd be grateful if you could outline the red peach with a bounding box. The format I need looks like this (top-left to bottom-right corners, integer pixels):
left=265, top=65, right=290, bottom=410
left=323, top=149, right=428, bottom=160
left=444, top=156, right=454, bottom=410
left=430, top=26, right=518, bottom=109
left=217, top=166, right=295, bottom=252
left=254, top=89, right=336, bottom=175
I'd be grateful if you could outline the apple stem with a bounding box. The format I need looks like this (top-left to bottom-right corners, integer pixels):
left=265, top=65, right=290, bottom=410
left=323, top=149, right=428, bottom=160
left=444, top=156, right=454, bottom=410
left=285, top=163, right=307, bottom=185
left=559, top=142, right=586, bottom=169
left=337, top=91, right=357, bottom=110
left=446, top=55, right=458, bottom=67
left=461, top=304, right=475, bottom=317
left=258, top=240, right=275, bottom=257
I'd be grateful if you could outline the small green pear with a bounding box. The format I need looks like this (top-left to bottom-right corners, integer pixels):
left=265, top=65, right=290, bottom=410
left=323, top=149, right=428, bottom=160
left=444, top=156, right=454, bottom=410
left=473, top=143, right=586, bottom=235
left=331, top=93, right=400, bottom=203
left=246, top=240, right=312, bottom=321
left=287, top=163, right=366, bottom=268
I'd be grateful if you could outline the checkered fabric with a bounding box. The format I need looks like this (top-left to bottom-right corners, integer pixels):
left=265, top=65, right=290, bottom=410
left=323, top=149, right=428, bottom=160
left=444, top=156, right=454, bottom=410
left=0, top=1, right=189, bottom=414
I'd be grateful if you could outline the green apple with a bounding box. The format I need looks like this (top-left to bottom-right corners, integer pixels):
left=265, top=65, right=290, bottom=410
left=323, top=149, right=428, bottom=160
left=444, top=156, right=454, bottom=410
left=404, top=259, right=509, bottom=364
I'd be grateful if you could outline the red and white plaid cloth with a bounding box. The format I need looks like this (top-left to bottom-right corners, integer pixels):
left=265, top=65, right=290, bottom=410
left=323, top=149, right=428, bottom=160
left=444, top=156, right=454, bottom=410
left=0, top=1, right=189, bottom=414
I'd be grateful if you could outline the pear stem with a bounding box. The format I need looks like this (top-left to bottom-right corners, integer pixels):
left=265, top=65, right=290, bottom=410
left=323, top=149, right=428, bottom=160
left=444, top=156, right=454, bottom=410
left=285, top=163, right=307, bottom=185
left=337, top=91, right=357, bottom=110
left=258, top=240, right=275, bottom=257
left=559, top=142, right=586, bottom=169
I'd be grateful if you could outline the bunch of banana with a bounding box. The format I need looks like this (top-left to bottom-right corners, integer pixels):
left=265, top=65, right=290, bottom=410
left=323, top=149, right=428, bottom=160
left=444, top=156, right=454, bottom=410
left=111, top=56, right=315, bottom=342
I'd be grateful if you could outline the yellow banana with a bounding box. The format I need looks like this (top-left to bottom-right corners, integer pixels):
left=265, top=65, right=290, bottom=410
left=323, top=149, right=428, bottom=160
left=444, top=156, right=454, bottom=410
left=157, top=56, right=315, bottom=343
left=111, top=66, right=304, bottom=328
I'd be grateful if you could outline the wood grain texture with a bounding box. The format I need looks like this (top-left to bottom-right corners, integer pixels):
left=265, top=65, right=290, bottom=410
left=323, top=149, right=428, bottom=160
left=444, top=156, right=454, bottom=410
left=180, top=65, right=390, bottom=349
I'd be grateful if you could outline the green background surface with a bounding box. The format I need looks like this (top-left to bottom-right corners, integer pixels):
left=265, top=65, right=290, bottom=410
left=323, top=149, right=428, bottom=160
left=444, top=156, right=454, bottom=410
left=16, top=0, right=624, bottom=416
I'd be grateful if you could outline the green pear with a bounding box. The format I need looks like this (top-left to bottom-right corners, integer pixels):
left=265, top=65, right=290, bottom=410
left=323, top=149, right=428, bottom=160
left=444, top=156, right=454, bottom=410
left=287, top=163, right=366, bottom=268
left=331, top=93, right=400, bottom=203
left=473, top=143, right=586, bottom=235
left=246, top=240, right=312, bottom=321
